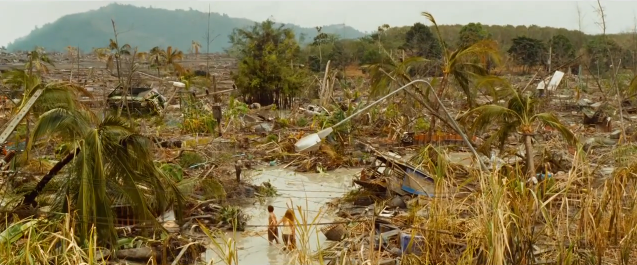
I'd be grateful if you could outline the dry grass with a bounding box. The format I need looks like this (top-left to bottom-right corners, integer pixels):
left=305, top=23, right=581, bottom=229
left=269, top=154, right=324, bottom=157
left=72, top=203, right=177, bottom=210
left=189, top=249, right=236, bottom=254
left=0, top=213, right=105, bottom=265
left=6, top=143, right=635, bottom=265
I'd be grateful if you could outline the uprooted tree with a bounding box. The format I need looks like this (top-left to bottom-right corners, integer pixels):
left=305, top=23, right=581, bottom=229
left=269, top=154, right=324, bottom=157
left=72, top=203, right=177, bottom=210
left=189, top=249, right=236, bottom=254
left=229, top=20, right=309, bottom=108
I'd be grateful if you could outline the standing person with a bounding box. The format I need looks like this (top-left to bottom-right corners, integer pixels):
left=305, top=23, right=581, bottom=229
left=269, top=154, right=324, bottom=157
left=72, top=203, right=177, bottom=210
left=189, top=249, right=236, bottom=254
left=234, top=160, right=242, bottom=183
left=278, top=209, right=296, bottom=251
left=267, top=205, right=280, bottom=245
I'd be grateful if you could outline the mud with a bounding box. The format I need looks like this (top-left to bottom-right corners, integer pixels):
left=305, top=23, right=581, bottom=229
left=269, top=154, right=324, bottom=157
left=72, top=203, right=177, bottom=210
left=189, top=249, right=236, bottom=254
left=205, top=167, right=360, bottom=265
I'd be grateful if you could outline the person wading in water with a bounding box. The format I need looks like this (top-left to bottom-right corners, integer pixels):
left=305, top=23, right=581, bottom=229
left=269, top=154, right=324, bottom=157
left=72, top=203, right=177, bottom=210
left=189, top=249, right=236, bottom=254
left=277, top=209, right=296, bottom=251
left=267, top=205, right=280, bottom=245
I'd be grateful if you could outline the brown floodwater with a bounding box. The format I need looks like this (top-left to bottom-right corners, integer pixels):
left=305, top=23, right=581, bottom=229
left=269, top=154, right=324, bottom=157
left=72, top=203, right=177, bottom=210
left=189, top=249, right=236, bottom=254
left=205, top=167, right=360, bottom=265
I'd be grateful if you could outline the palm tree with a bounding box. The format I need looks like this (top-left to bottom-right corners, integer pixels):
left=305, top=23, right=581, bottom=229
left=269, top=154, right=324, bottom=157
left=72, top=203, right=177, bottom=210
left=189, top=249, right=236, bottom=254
left=163, top=46, right=185, bottom=75
left=92, top=40, right=131, bottom=74
left=92, top=47, right=112, bottom=69
left=191, top=40, right=201, bottom=59
left=149, top=46, right=163, bottom=77
left=461, top=82, right=576, bottom=176
left=2, top=70, right=90, bottom=160
left=66, top=46, right=78, bottom=64
left=25, top=47, right=54, bottom=76
left=2, top=70, right=89, bottom=114
left=149, top=46, right=185, bottom=76
left=23, top=109, right=184, bottom=246
left=421, top=12, right=501, bottom=140
left=108, top=39, right=131, bottom=79
left=366, top=55, right=466, bottom=139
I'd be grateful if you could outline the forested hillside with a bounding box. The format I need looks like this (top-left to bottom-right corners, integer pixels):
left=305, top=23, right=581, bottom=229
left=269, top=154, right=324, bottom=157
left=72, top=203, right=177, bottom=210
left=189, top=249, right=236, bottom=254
left=5, top=3, right=365, bottom=52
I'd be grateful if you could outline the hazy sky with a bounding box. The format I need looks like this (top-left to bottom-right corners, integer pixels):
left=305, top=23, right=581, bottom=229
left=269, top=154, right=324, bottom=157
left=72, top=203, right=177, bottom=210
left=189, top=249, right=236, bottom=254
left=2, top=1, right=637, bottom=47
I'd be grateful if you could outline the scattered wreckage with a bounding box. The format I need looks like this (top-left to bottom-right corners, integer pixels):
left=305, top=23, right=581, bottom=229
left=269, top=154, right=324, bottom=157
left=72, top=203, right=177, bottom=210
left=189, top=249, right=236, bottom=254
left=106, top=86, right=167, bottom=115
left=355, top=153, right=436, bottom=197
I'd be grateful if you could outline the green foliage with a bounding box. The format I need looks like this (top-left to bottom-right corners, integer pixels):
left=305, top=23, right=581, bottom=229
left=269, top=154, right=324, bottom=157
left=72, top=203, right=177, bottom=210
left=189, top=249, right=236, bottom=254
left=586, top=35, right=623, bottom=73
left=312, top=109, right=348, bottom=132
left=257, top=181, right=278, bottom=197
left=179, top=151, right=205, bottom=168
left=266, top=134, right=278, bottom=143
left=29, top=110, right=185, bottom=246
left=414, top=117, right=430, bottom=132
left=6, top=3, right=365, bottom=53
left=549, top=34, right=576, bottom=67
left=360, top=49, right=385, bottom=66
left=328, top=41, right=353, bottom=71
left=219, top=206, right=243, bottom=226
left=462, top=82, right=576, bottom=153
left=159, top=163, right=184, bottom=183
left=224, top=96, right=249, bottom=120
left=308, top=55, right=321, bottom=72
left=182, top=115, right=217, bottom=134
left=296, top=117, right=309, bottom=127
left=201, top=179, right=226, bottom=201
left=230, top=20, right=309, bottom=107
left=508, top=36, right=547, bottom=69
left=457, top=23, right=490, bottom=49
left=311, top=32, right=332, bottom=47
left=180, top=94, right=217, bottom=134
left=402, top=22, right=442, bottom=59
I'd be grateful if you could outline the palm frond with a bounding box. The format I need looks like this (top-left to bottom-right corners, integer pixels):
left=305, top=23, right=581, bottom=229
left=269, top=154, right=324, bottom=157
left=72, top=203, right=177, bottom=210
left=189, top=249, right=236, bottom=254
left=474, top=75, right=514, bottom=101
left=463, top=104, right=520, bottom=133
left=29, top=108, right=91, bottom=151
left=532, top=113, right=577, bottom=146
left=421, top=11, right=448, bottom=61
left=29, top=111, right=186, bottom=246
left=478, top=121, right=520, bottom=154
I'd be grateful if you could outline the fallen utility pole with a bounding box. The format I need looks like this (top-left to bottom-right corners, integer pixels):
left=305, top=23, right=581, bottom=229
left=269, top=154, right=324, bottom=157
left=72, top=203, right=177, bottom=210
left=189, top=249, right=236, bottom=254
left=0, top=89, right=45, bottom=145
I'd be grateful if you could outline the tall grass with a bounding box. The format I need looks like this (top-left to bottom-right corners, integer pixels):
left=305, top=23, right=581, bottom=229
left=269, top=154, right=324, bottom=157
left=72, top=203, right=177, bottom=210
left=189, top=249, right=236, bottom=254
left=3, top=143, right=637, bottom=265
left=197, top=145, right=637, bottom=265
left=0, top=213, right=104, bottom=265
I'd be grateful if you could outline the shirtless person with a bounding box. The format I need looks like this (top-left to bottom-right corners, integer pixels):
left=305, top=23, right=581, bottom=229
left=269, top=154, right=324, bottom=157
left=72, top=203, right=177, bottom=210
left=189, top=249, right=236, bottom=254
left=267, top=205, right=280, bottom=245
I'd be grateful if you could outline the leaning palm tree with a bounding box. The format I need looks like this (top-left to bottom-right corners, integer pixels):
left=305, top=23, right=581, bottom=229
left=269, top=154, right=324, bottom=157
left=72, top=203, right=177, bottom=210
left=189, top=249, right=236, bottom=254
left=422, top=12, right=501, bottom=107
left=2, top=69, right=91, bottom=161
left=1, top=69, right=89, bottom=114
left=25, top=47, right=54, bottom=76
left=22, top=109, right=184, bottom=246
left=366, top=54, right=453, bottom=130
left=421, top=12, right=501, bottom=141
left=461, top=81, right=576, bottom=176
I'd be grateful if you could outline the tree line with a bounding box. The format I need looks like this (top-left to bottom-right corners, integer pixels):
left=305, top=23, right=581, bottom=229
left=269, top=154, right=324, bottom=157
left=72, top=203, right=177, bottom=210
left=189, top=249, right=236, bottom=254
left=297, top=22, right=637, bottom=75
left=228, top=19, right=634, bottom=108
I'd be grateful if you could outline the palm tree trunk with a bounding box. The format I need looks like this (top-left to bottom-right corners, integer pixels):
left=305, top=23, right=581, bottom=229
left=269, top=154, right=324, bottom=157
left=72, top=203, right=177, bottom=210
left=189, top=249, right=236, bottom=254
left=524, top=134, right=535, bottom=176
left=22, top=149, right=79, bottom=207
left=428, top=74, right=449, bottom=143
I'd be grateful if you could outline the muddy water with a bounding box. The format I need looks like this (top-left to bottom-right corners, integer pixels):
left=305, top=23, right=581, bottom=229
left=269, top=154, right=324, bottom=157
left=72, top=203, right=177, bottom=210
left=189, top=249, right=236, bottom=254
left=205, top=167, right=360, bottom=265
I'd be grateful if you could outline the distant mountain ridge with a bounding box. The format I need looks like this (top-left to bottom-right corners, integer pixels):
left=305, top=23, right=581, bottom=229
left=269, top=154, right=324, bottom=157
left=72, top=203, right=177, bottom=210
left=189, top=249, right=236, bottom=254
left=6, top=3, right=367, bottom=53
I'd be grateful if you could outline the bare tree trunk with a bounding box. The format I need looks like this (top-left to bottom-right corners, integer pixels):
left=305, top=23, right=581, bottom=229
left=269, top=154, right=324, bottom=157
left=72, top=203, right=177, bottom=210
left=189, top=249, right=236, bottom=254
left=22, top=149, right=79, bottom=207
left=427, top=75, right=449, bottom=144
left=111, top=19, right=126, bottom=118
left=524, top=134, right=535, bottom=177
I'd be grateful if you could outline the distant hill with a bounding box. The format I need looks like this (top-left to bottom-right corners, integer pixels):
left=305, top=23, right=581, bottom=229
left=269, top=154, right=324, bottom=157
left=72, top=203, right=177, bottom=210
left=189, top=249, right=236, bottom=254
left=6, top=3, right=366, bottom=53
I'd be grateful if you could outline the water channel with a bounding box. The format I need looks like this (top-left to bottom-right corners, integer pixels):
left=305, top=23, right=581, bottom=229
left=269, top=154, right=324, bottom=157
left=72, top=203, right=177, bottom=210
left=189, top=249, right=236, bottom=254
left=205, top=167, right=360, bottom=265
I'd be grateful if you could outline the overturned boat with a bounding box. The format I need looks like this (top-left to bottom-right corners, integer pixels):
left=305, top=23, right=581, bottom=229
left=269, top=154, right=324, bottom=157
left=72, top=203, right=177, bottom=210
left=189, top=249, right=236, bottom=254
left=355, top=153, right=436, bottom=197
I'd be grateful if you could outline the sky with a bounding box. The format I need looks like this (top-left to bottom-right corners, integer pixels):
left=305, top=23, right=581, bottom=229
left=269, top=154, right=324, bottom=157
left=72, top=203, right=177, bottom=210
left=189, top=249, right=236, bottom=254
left=2, top=1, right=637, bottom=47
